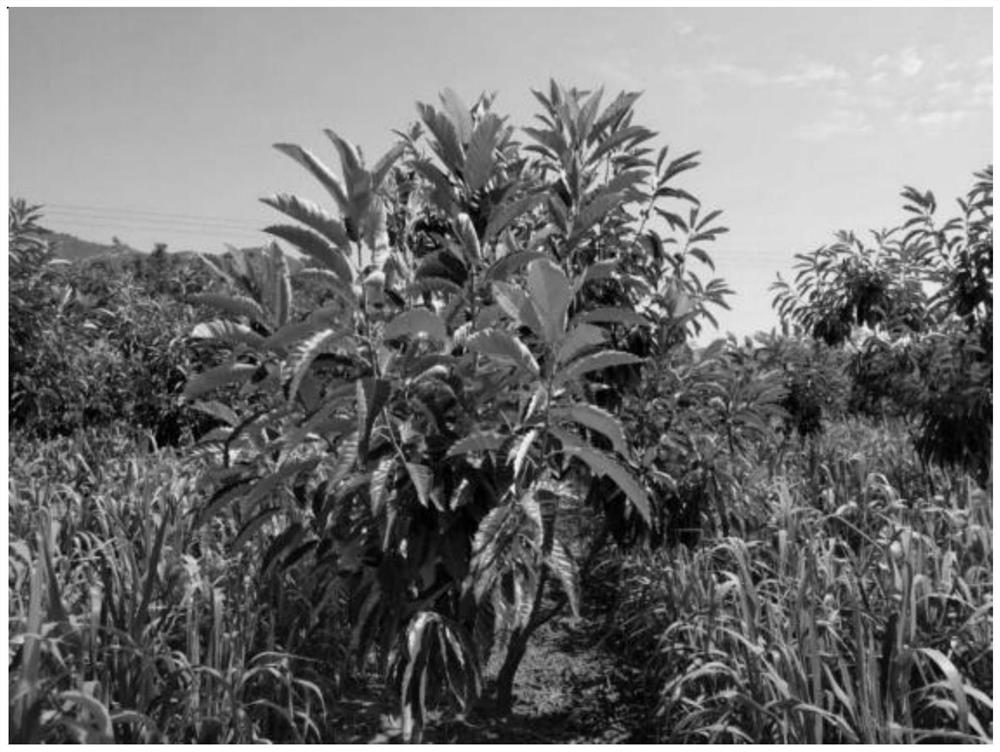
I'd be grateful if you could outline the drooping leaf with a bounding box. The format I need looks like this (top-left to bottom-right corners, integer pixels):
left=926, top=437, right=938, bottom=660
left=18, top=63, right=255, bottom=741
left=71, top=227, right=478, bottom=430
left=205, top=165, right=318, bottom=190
left=260, top=193, right=351, bottom=249
left=556, top=350, right=644, bottom=385
left=183, top=363, right=258, bottom=400
left=273, top=143, right=350, bottom=213
left=264, top=224, right=354, bottom=284
left=526, top=258, right=572, bottom=345
left=467, top=329, right=540, bottom=376
left=553, top=403, right=630, bottom=456
left=555, top=323, right=606, bottom=365
left=562, top=445, right=650, bottom=525
left=285, top=328, right=344, bottom=403
left=384, top=309, right=449, bottom=343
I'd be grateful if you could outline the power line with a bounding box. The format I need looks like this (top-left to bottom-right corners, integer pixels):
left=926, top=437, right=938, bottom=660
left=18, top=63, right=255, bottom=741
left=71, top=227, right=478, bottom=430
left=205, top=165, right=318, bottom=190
left=44, top=201, right=264, bottom=227
left=45, top=211, right=259, bottom=234
left=45, top=218, right=264, bottom=240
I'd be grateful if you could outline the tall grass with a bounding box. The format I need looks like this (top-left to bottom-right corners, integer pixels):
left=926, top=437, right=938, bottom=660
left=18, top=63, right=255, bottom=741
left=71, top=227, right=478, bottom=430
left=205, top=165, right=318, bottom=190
left=8, top=429, right=329, bottom=743
left=606, top=422, right=992, bottom=743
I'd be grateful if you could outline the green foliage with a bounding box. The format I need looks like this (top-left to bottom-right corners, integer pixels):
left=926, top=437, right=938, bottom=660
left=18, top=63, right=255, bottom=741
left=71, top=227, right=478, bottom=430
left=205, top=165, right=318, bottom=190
left=8, top=431, right=330, bottom=743
left=184, top=81, right=731, bottom=736
left=771, top=167, right=992, bottom=484
left=8, top=201, right=224, bottom=445
left=605, top=420, right=991, bottom=743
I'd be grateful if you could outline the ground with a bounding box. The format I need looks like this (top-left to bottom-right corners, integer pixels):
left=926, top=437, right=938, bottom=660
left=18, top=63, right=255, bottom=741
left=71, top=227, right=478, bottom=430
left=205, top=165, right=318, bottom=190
left=332, top=607, right=655, bottom=744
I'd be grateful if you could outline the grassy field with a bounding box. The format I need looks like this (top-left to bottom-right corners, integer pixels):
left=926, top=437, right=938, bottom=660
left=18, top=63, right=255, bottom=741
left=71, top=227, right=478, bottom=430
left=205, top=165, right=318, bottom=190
left=8, top=418, right=992, bottom=743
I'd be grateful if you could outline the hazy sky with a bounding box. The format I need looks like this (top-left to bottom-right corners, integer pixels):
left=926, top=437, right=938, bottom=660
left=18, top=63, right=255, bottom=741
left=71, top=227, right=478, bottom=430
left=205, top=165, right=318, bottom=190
left=8, top=7, right=993, bottom=338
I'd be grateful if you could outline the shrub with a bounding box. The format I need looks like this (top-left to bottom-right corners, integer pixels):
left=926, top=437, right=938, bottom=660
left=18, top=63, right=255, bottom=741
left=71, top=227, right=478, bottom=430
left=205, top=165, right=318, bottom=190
left=184, top=82, right=731, bottom=739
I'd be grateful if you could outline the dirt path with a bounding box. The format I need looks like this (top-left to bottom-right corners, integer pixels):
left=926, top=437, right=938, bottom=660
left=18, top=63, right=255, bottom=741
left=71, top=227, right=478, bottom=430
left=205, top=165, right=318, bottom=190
left=429, top=613, right=653, bottom=744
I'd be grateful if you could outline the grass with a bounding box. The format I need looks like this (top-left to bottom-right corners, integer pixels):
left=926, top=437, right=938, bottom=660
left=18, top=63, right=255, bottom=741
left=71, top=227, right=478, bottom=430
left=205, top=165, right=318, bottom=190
left=8, top=418, right=992, bottom=743
left=604, top=422, right=992, bottom=743
left=8, top=428, right=329, bottom=743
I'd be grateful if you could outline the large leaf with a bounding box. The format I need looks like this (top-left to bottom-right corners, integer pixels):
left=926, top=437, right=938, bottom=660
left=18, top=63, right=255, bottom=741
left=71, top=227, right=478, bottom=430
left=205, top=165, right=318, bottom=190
left=362, top=196, right=390, bottom=267
left=562, top=444, right=650, bottom=525
left=405, top=463, right=434, bottom=508
left=417, top=103, right=465, bottom=173
left=190, top=319, right=265, bottom=348
left=447, top=431, right=507, bottom=457
left=264, top=224, right=354, bottom=284
left=483, top=249, right=547, bottom=283
left=556, top=350, right=644, bottom=385
left=554, top=403, right=629, bottom=456
left=467, top=329, right=540, bottom=376
left=546, top=538, right=580, bottom=618
left=273, top=143, right=350, bottom=213
left=188, top=293, right=268, bottom=325
left=271, top=243, right=292, bottom=328
left=284, top=328, right=344, bottom=403
left=294, top=268, right=357, bottom=307
left=183, top=363, right=257, bottom=400
left=526, top=258, right=572, bottom=345
left=372, top=142, right=406, bottom=192
left=491, top=281, right=545, bottom=339
left=573, top=307, right=651, bottom=329
left=454, top=213, right=481, bottom=265
left=439, top=87, right=474, bottom=144
left=190, top=400, right=239, bottom=427
left=555, top=323, right=606, bottom=365
left=357, top=377, right=392, bottom=462
left=483, top=193, right=545, bottom=241
left=260, top=193, right=350, bottom=249
left=464, top=113, right=503, bottom=191
left=384, top=309, right=448, bottom=343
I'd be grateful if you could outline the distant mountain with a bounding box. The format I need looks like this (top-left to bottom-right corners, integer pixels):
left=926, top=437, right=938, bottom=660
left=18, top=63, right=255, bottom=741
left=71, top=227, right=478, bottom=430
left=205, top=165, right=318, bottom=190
left=47, top=233, right=143, bottom=262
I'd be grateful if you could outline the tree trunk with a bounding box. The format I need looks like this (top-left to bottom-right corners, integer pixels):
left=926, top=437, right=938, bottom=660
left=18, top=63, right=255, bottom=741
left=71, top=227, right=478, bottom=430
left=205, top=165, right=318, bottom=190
left=494, top=627, right=530, bottom=714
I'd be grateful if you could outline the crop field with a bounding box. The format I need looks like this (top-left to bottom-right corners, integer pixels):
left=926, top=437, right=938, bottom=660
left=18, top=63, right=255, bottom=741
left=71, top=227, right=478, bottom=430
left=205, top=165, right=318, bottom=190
left=8, top=82, right=992, bottom=743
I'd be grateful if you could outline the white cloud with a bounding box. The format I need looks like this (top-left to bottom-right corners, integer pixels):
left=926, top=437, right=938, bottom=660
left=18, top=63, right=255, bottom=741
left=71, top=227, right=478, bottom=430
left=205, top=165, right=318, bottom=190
left=899, top=47, right=924, bottom=77
left=775, top=62, right=849, bottom=87
left=871, top=54, right=891, bottom=69
left=701, top=60, right=848, bottom=88
left=673, top=20, right=695, bottom=36
left=898, top=109, right=971, bottom=127
left=796, top=108, right=872, bottom=142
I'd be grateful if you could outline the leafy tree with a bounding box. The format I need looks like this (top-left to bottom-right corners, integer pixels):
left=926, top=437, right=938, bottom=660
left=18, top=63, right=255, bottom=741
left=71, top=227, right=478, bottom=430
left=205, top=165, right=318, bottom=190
left=185, top=82, right=731, bottom=737
left=771, top=167, right=992, bottom=484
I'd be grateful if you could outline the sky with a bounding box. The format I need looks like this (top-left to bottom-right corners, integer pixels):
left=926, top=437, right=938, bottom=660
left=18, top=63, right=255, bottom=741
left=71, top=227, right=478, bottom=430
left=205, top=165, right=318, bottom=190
left=8, top=6, right=994, bottom=339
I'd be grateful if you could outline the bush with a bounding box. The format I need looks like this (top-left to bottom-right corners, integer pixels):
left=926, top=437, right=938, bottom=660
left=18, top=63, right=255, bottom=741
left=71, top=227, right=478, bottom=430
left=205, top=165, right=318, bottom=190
left=8, top=203, right=222, bottom=445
